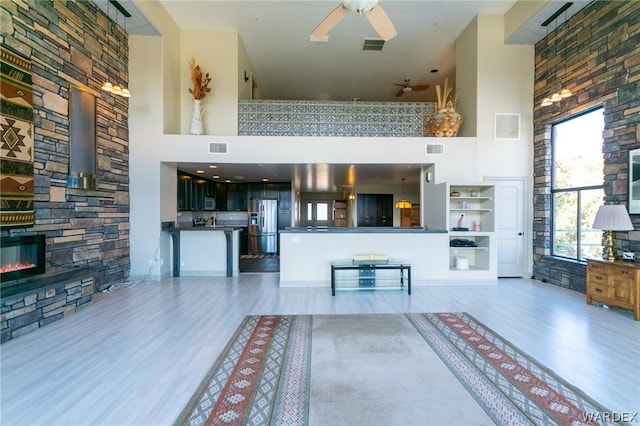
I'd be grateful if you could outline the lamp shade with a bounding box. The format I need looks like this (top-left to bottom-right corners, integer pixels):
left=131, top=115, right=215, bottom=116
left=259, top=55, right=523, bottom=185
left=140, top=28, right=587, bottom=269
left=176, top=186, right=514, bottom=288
left=395, top=199, right=412, bottom=209
left=592, top=205, right=634, bottom=231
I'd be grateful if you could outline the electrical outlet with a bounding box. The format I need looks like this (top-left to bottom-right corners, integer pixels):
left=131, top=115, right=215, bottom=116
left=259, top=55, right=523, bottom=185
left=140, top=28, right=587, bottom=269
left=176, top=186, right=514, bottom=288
left=160, top=259, right=164, bottom=266
left=180, top=260, right=185, bottom=267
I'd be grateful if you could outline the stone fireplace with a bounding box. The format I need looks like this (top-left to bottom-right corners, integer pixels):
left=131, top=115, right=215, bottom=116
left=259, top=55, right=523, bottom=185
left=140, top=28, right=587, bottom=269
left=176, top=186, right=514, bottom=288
left=0, top=234, right=46, bottom=288
left=0, top=234, right=96, bottom=343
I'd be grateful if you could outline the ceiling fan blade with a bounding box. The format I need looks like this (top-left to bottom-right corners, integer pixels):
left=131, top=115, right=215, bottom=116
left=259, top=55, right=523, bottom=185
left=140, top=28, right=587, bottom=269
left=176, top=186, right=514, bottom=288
left=311, top=4, right=349, bottom=38
left=392, top=83, right=407, bottom=87
left=410, top=84, right=430, bottom=92
left=396, top=88, right=405, bottom=97
left=365, top=4, right=397, bottom=41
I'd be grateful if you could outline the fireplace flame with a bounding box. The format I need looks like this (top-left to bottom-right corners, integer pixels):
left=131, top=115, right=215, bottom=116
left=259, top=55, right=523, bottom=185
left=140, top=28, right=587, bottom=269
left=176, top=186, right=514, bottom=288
left=0, top=262, right=36, bottom=273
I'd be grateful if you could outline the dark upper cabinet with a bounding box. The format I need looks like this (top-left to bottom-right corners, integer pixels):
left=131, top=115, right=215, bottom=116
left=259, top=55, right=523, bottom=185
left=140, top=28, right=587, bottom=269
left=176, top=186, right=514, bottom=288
left=236, top=183, right=248, bottom=211
left=226, top=184, right=238, bottom=211
left=178, top=174, right=288, bottom=213
left=215, top=183, right=227, bottom=211
left=277, top=183, right=291, bottom=211
left=177, top=172, right=193, bottom=211
left=357, top=194, right=393, bottom=227
left=177, top=171, right=216, bottom=211
left=224, top=183, right=248, bottom=211
left=193, top=179, right=207, bottom=211
left=205, top=181, right=216, bottom=198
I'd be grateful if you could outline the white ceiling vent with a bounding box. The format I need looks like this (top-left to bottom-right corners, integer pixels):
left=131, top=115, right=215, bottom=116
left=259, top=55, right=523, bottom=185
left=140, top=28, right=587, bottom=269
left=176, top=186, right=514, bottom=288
left=425, top=143, right=445, bottom=155
left=208, top=142, right=228, bottom=154
left=362, top=38, right=385, bottom=52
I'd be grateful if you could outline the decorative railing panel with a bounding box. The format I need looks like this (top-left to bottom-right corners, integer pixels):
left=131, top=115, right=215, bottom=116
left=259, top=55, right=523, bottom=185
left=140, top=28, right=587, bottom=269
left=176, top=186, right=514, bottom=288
left=238, top=100, right=436, bottom=137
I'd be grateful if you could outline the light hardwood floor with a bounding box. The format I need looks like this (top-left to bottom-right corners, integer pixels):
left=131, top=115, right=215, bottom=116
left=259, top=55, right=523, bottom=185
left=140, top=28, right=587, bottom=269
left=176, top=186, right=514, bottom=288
left=1, top=274, right=638, bottom=425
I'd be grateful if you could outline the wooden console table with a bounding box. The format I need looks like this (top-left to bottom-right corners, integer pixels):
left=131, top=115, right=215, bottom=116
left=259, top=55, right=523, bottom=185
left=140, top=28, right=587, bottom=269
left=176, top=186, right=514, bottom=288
left=586, top=258, right=640, bottom=320
left=330, top=260, right=411, bottom=296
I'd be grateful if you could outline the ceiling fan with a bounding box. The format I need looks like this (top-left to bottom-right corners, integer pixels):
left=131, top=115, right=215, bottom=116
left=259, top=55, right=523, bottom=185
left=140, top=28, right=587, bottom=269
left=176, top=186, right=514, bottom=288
left=311, top=0, right=397, bottom=41
left=393, top=79, right=430, bottom=97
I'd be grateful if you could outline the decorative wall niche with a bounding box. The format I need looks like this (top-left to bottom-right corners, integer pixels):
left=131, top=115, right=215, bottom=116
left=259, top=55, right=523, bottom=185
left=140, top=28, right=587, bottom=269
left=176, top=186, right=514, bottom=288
left=67, top=87, right=97, bottom=190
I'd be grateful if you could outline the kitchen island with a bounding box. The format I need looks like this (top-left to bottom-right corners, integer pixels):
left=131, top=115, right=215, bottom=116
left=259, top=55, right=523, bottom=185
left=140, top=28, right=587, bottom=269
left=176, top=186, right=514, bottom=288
left=279, top=227, right=480, bottom=287
left=280, top=226, right=498, bottom=286
left=165, top=225, right=242, bottom=277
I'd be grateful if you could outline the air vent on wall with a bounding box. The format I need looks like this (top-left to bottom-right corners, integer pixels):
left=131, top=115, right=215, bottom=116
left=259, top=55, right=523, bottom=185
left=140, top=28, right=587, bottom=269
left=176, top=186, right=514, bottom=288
left=362, top=38, right=385, bottom=52
left=494, top=113, right=521, bottom=140
left=209, top=142, right=228, bottom=154
left=425, top=143, right=445, bottom=155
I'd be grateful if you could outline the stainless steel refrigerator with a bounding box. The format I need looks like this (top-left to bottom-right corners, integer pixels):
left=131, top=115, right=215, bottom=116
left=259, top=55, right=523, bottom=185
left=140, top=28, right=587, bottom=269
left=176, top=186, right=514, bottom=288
left=248, top=198, right=278, bottom=254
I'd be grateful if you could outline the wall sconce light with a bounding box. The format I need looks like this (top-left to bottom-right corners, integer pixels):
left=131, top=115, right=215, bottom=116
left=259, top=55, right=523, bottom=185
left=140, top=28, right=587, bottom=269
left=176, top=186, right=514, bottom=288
left=244, top=71, right=249, bottom=82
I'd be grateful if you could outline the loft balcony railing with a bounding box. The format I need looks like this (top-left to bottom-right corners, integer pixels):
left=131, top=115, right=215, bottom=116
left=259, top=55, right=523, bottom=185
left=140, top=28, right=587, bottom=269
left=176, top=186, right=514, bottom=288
left=238, top=100, right=437, bottom=137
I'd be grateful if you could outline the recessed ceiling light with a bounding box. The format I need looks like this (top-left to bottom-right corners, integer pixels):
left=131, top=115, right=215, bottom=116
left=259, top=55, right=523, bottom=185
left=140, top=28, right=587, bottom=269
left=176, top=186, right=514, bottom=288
left=224, top=179, right=231, bottom=183
left=262, top=178, right=269, bottom=182
left=196, top=170, right=204, bottom=174
left=212, top=175, right=220, bottom=179
left=209, top=165, right=217, bottom=169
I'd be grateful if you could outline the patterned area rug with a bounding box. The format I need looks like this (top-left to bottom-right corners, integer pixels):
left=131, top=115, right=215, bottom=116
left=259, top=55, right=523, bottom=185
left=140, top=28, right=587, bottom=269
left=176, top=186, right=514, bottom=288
left=406, top=313, right=626, bottom=426
left=175, top=315, right=312, bottom=426
left=176, top=314, right=624, bottom=426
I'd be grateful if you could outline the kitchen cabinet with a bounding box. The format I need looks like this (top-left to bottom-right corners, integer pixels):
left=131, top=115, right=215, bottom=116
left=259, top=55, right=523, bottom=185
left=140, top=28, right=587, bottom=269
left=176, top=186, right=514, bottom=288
left=401, top=204, right=421, bottom=227
left=226, top=184, right=238, bottom=211
left=333, top=200, right=348, bottom=227
left=357, top=194, right=393, bottom=227
left=193, top=178, right=207, bottom=211
left=177, top=173, right=192, bottom=211
left=277, top=183, right=292, bottom=211
left=178, top=171, right=217, bottom=211
left=240, top=228, right=249, bottom=254
left=226, top=183, right=248, bottom=211
left=215, top=183, right=227, bottom=211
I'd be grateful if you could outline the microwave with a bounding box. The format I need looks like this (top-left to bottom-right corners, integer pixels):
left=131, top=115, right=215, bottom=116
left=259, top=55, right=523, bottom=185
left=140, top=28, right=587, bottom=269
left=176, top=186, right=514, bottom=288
left=204, top=197, right=216, bottom=210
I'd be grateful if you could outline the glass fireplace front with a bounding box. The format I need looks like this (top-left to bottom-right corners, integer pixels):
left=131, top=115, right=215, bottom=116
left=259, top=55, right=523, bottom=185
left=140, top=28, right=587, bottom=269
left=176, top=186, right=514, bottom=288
left=0, top=235, right=45, bottom=283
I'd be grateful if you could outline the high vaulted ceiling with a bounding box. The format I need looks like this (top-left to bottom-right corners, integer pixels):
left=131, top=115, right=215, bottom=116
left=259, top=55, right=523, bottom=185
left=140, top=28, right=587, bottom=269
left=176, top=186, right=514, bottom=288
left=100, top=0, right=589, bottom=191
left=110, top=0, right=589, bottom=102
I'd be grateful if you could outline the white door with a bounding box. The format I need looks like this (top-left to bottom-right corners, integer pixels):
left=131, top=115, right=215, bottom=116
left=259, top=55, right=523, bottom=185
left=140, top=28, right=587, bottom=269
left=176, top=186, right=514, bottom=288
left=489, top=178, right=526, bottom=277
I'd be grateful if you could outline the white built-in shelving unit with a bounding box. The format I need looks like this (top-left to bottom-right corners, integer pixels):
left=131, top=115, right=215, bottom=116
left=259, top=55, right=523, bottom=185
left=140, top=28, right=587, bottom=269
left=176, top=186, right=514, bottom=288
left=424, top=182, right=497, bottom=279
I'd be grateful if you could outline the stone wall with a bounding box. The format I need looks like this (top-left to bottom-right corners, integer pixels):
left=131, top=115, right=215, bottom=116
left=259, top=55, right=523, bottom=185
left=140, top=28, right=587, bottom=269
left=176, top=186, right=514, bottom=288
left=532, top=1, right=640, bottom=291
left=1, top=273, right=95, bottom=343
left=0, top=0, right=130, bottom=335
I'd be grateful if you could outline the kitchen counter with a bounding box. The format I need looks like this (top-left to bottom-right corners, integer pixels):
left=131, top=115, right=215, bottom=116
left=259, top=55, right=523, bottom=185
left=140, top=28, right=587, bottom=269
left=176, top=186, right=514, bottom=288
left=280, top=229, right=452, bottom=286
left=164, top=225, right=241, bottom=277
left=281, top=227, right=446, bottom=233
left=175, top=223, right=245, bottom=231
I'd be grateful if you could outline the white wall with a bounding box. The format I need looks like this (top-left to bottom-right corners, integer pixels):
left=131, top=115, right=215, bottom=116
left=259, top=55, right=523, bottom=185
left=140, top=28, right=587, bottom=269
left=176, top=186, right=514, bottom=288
left=129, top=35, right=166, bottom=279
left=127, top=10, right=536, bottom=280
left=181, top=31, right=239, bottom=136
left=237, top=36, right=256, bottom=100
left=455, top=14, right=534, bottom=276
left=133, top=0, right=181, bottom=134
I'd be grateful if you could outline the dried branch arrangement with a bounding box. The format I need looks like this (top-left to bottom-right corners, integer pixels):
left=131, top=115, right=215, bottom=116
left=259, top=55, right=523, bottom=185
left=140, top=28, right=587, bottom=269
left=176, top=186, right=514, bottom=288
left=188, top=58, right=212, bottom=100
left=435, top=78, right=457, bottom=111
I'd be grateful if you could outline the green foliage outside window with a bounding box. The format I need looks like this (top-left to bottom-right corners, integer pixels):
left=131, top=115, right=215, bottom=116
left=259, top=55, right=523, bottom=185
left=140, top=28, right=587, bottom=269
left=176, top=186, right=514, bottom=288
left=552, top=109, right=604, bottom=261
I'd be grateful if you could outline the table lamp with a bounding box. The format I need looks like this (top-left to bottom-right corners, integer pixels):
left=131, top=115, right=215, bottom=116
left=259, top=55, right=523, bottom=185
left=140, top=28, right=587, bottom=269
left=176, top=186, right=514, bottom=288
left=592, top=204, right=634, bottom=261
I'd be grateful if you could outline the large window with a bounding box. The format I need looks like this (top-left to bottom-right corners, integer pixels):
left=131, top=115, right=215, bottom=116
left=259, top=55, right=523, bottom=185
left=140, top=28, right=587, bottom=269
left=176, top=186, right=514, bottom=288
left=551, top=108, right=604, bottom=261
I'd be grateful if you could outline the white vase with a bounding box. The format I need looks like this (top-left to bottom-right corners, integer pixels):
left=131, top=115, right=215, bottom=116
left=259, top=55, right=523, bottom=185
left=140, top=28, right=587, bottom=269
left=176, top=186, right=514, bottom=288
left=190, top=99, right=205, bottom=135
